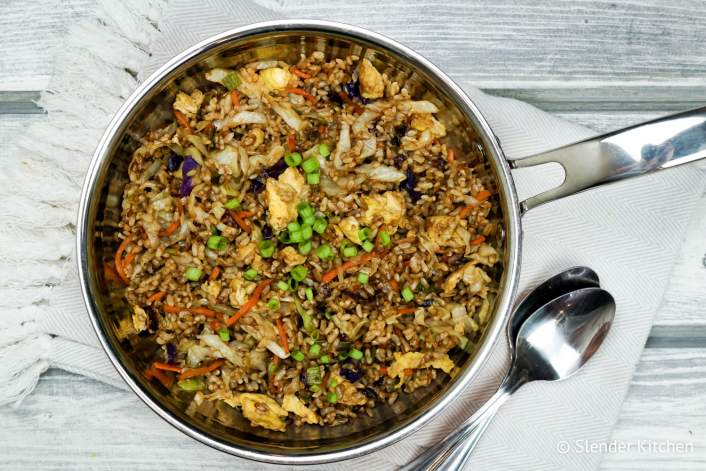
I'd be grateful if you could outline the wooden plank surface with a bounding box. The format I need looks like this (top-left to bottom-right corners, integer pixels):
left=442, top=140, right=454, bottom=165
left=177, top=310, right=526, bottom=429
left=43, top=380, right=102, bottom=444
left=1, top=0, right=705, bottom=469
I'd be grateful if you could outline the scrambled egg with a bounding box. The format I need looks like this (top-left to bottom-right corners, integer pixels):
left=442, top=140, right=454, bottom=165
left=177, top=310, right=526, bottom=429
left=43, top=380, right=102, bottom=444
left=213, top=392, right=288, bottom=432
left=173, top=90, right=204, bottom=117
left=361, top=191, right=406, bottom=226
left=131, top=306, right=148, bottom=333
left=266, top=167, right=309, bottom=231
left=410, top=113, right=446, bottom=138
left=201, top=280, right=222, bottom=299
left=426, top=216, right=471, bottom=250
left=229, top=275, right=256, bottom=306
left=331, top=372, right=367, bottom=406
left=278, top=246, right=306, bottom=270
left=259, top=67, right=293, bottom=91
left=282, top=394, right=319, bottom=424
left=441, top=262, right=491, bottom=295
left=387, top=352, right=455, bottom=380
left=358, top=58, right=384, bottom=99
left=338, top=216, right=362, bottom=244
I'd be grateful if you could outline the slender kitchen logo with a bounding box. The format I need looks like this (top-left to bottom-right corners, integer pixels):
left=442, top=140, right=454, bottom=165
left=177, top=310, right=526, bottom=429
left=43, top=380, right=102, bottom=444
left=557, top=439, right=694, bottom=455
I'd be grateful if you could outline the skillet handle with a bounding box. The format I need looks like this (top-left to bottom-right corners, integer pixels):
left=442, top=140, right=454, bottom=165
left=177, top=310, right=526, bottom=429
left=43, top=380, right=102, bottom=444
left=509, top=106, right=706, bottom=212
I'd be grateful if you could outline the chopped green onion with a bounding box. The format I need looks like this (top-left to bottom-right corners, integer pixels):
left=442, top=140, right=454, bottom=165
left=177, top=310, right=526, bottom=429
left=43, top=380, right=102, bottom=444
left=323, top=309, right=333, bottom=320
left=302, top=214, right=316, bottom=227
left=294, top=299, right=316, bottom=334
left=301, top=225, right=313, bottom=240
left=326, top=392, right=338, bottom=404
left=338, top=350, right=349, bottom=361
left=211, top=226, right=220, bottom=235
left=379, top=230, right=391, bottom=247
left=288, top=221, right=301, bottom=233
left=357, top=272, right=369, bottom=284
left=277, top=281, right=290, bottom=292
left=301, top=157, right=320, bottom=174
left=222, top=72, right=241, bottom=91
left=327, top=377, right=338, bottom=389
left=402, top=287, right=414, bottom=302
left=306, top=287, right=314, bottom=302
left=206, top=235, right=228, bottom=251
left=349, top=348, right=364, bottom=360
left=341, top=241, right=358, bottom=258
left=306, top=172, right=320, bottom=185
left=319, top=354, right=331, bottom=364
left=306, top=366, right=322, bottom=385
left=268, top=297, right=280, bottom=310
left=291, top=350, right=305, bottom=362
left=310, top=384, right=320, bottom=393
left=244, top=267, right=258, bottom=280
left=278, top=231, right=291, bottom=244
left=298, top=240, right=312, bottom=255
left=258, top=239, right=275, bottom=258
left=362, top=240, right=375, bottom=253
left=458, top=335, right=469, bottom=350
left=308, top=343, right=321, bottom=357
left=267, top=362, right=278, bottom=375
left=289, top=230, right=303, bottom=243
left=312, top=217, right=327, bottom=234
left=288, top=277, right=300, bottom=291
left=224, top=198, right=240, bottom=209
left=316, top=243, right=333, bottom=260
left=357, top=227, right=372, bottom=241
left=298, top=202, right=314, bottom=218
left=177, top=378, right=205, bottom=391
left=291, top=265, right=308, bottom=281
left=318, top=143, right=331, bottom=157
left=218, top=328, right=230, bottom=342
left=184, top=267, right=203, bottom=281
left=284, top=152, right=302, bottom=167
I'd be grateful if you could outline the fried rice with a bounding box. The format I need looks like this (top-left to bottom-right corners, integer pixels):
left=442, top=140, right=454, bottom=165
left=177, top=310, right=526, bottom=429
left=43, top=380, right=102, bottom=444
left=113, top=52, right=499, bottom=432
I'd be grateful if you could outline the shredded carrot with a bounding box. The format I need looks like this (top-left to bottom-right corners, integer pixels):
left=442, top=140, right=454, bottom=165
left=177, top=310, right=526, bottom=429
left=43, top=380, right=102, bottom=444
left=398, top=307, right=418, bottom=315
left=322, top=252, right=376, bottom=284
left=179, top=359, right=225, bottom=381
left=209, top=266, right=221, bottom=281
left=318, top=124, right=326, bottom=135
left=378, top=366, right=387, bottom=375
left=458, top=205, right=474, bottom=219
left=145, top=366, right=174, bottom=388
left=290, top=67, right=312, bottom=80
left=189, top=306, right=218, bottom=318
left=447, top=148, right=455, bottom=162
left=209, top=319, right=223, bottom=330
left=388, top=279, right=399, bottom=292
left=146, top=291, right=167, bottom=303
left=174, top=109, right=192, bottom=132
left=158, top=219, right=180, bottom=237
left=103, top=263, right=122, bottom=284
left=470, top=235, right=486, bottom=246
left=475, top=189, right=491, bottom=202
left=153, top=362, right=182, bottom=373
left=203, top=122, right=213, bottom=136
left=276, top=318, right=289, bottom=354
left=164, top=304, right=183, bottom=314
left=229, top=209, right=253, bottom=234
left=122, top=250, right=136, bottom=277
left=114, top=237, right=132, bottom=284
left=404, top=368, right=414, bottom=376
left=287, top=134, right=297, bottom=153
left=227, top=279, right=273, bottom=326
left=286, top=87, right=316, bottom=104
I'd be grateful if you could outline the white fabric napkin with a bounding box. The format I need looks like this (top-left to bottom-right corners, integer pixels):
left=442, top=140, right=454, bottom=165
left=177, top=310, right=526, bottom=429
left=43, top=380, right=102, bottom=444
left=2, top=1, right=704, bottom=470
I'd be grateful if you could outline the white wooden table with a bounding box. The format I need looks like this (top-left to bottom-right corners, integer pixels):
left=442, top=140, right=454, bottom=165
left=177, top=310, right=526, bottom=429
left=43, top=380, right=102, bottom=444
left=1, top=0, right=705, bottom=469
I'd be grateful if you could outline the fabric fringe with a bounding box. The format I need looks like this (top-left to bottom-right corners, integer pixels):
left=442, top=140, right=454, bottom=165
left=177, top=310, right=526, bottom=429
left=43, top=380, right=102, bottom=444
left=0, top=0, right=168, bottom=406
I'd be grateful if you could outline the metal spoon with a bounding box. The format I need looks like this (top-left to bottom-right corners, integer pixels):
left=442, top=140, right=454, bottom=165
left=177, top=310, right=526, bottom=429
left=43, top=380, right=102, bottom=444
left=402, top=286, right=615, bottom=470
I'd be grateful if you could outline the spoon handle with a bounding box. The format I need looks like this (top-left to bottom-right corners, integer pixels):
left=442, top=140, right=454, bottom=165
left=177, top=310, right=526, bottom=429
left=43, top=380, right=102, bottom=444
left=437, top=411, right=495, bottom=471
left=400, top=387, right=510, bottom=471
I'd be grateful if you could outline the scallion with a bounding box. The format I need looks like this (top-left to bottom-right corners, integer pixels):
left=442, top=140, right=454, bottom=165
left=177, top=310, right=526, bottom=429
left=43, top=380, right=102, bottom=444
left=291, top=350, right=305, bottom=362
left=268, top=297, right=280, bottom=310
left=301, top=157, right=320, bottom=174
left=341, top=241, right=358, bottom=258
left=289, top=230, right=303, bottom=243
left=218, top=328, right=230, bottom=342
left=302, top=214, right=316, bottom=227
left=318, top=143, right=331, bottom=157
left=222, top=72, right=242, bottom=91
left=326, top=391, right=338, bottom=404
left=184, top=267, right=203, bottom=281
left=357, top=272, right=369, bottom=284
left=301, top=225, right=313, bottom=241
left=244, top=267, right=258, bottom=280
left=312, top=217, right=327, bottom=234
left=224, top=198, right=240, bottom=209
left=277, top=280, right=290, bottom=292
left=207, top=235, right=228, bottom=251
left=288, top=221, right=301, bottom=233
left=319, top=354, right=331, bottom=364
left=349, top=348, right=364, bottom=360
left=307, top=172, right=320, bottom=185
left=177, top=378, right=205, bottom=391
left=402, top=286, right=414, bottom=302
left=291, top=265, right=308, bottom=281
left=316, top=243, right=333, bottom=260
left=306, top=366, right=322, bottom=385
left=378, top=230, right=391, bottom=247
left=284, top=152, right=302, bottom=167
left=362, top=240, right=374, bottom=253
left=258, top=239, right=275, bottom=258
left=298, top=240, right=312, bottom=255
left=308, top=343, right=321, bottom=357
left=357, top=227, right=372, bottom=241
